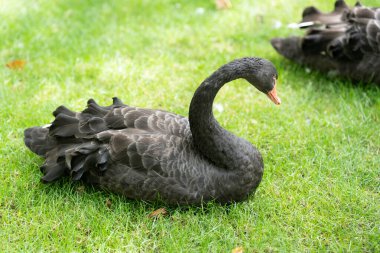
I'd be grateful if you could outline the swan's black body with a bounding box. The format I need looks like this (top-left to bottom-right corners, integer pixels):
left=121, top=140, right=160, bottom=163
left=24, top=57, right=278, bottom=205
left=271, top=0, right=380, bottom=84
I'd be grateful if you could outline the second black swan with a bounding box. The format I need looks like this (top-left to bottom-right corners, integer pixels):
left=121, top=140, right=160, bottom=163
left=24, top=57, right=281, bottom=205
left=271, top=0, right=380, bottom=84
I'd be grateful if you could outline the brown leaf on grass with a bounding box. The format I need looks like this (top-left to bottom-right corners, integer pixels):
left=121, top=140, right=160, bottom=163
left=105, top=198, right=112, bottom=209
left=215, top=0, right=232, bottom=9
left=148, top=208, right=167, bottom=219
left=76, top=185, right=85, bottom=193
left=232, top=247, right=244, bottom=253
left=6, top=59, right=26, bottom=70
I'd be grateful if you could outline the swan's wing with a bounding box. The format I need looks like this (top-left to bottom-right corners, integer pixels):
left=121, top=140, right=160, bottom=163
left=91, top=129, right=199, bottom=202
left=95, top=129, right=170, bottom=173
left=27, top=98, right=191, bottom=183
left=38, top=126, right=200, bottom=202
left=321, top=6, right=380, bottom=60
left=344, top=7, right=380, bottom=54
left=103, top=106, right=190, bottom=137
left=49, top=97, right=190, bottom=139
left=300, top=0, right=349, bottom=24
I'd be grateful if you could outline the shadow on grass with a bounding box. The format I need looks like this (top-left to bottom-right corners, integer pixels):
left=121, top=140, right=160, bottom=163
left=37, top=176, right=252, bottom=216
left=277, top=59, right=380, bottom=92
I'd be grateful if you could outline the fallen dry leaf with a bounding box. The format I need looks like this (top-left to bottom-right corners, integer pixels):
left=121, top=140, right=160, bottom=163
left=216, top=0, right=232, bottom=9
left=105, top=198, right=112, bottom=209
left=76, top=185, right=85, bottom=193
left=6, top=59, right=26, bottom=70
left=232, top=246, right=244, bottom=253
left=148, top=208, right=167, bottom=219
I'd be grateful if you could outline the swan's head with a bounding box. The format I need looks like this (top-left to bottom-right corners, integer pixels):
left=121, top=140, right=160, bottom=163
left=271, top=37, right=303, bottom=62
left=243, top=58, right=281, bottom=105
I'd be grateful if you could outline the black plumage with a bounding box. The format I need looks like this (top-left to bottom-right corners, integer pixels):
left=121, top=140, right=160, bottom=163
left=271, top=0, right=380, bottom=84
left=24, top=57, right=280, bottom=205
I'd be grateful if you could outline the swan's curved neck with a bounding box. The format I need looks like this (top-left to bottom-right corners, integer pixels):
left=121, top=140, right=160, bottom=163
left=189, top=59, right=260, bottom=170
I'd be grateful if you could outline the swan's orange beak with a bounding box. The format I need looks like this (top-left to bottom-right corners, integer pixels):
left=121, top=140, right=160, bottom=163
left=266, top=81, right=281, bottom=105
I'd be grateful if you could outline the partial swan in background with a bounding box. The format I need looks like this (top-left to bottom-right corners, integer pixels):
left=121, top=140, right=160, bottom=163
left=271, top=0, right=380, bottom=84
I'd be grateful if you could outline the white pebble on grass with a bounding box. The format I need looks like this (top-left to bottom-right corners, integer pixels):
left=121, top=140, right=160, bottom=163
left=214, top=103, right=224, bottom=113
left=273, top=20, right=282, bottom=29
left=195, top=7, right=205, bottom=15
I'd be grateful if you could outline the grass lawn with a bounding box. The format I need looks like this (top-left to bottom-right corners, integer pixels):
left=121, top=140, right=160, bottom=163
left=1, top=0, right=379, bottom=251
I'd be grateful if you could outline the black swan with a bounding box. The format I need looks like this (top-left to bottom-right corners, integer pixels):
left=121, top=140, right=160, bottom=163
left=24, top=57, right=280, bottom=205
left=271, top=0, right=380, bottom=84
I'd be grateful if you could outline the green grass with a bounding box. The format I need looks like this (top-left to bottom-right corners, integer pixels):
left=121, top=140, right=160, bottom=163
left=1, top=0, right=379, bottom=251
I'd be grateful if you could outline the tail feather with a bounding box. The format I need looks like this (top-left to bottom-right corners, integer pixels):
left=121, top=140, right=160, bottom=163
left=49, top=113, right=80, bottom=137
left=49, top=98, right=126, bottom=138
left=82, top=99, right=110, bottom=116
left=53, top=105, right=76, bottom=117
left=79, top=117, right=107, bottom=135
left=37, top=141, right=109, bottom=183
left=24, top=98, right=125, bottom=183
left=41, top=157, right=66, bottom=182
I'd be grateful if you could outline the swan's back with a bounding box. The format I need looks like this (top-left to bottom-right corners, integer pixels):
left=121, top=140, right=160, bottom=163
left=271, top=0, right=380, bottom=84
